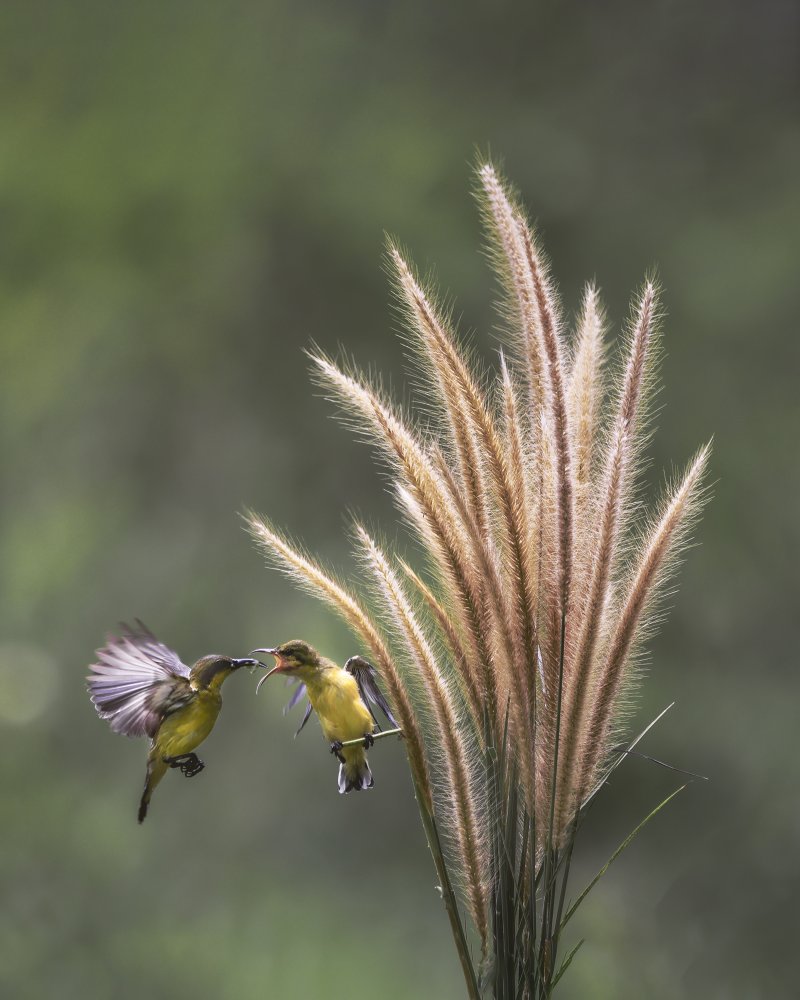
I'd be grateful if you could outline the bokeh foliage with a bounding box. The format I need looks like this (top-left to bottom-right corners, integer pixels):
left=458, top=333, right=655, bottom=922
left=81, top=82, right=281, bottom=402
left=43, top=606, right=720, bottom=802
left=0, top=2, right=797, bottom=998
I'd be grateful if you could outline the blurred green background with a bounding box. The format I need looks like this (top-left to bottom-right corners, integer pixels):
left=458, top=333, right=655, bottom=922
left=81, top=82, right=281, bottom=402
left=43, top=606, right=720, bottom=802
left=1, top=1, right=797, bottom=997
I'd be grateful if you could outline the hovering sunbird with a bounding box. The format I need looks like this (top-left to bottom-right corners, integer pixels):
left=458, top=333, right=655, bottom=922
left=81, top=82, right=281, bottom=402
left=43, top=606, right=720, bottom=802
left=87, top=621, right=266, bottom=822
left=254, top=641, right=397, bottom=793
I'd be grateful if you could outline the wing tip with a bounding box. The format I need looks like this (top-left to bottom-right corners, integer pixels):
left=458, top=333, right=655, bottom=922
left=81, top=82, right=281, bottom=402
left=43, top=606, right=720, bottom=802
left=344, top=655, right=399, bottom=729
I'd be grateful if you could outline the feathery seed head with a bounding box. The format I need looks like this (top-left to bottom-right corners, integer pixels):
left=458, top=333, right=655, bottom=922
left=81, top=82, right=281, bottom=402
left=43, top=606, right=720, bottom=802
left=249, top=165, right=710, bottom=982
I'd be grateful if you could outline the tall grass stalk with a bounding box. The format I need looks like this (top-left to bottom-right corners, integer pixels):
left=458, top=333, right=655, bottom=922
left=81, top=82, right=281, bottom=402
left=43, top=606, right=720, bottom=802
left=247, top=164, right=710, bottom=997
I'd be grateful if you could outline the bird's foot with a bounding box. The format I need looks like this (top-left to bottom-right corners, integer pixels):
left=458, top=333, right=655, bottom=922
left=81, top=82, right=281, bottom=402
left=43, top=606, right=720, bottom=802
left=363, top=732, right=375, bottom=749
left=181, top=756, right=204, bottom=777
left=165, top=753, right=205, bottom=777
left=329, top=740, right=346, bottom=764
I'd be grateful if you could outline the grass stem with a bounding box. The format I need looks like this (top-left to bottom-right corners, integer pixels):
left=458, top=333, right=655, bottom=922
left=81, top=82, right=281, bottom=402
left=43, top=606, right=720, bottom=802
left=338, top=728, right=403, bottom=748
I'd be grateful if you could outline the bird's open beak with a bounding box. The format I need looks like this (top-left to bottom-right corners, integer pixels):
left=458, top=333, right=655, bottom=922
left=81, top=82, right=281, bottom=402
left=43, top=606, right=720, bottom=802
left=250, top=648, right=283, bottom=693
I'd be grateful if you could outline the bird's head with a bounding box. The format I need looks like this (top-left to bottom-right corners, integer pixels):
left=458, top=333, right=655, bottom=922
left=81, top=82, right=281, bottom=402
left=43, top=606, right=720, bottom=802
left=191, top=654, right=268, bottom=690
left=251, top=640, right=322, bottom=691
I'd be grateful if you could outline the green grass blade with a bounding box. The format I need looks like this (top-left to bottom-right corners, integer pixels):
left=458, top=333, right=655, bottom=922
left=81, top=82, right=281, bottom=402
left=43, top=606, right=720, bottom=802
left=550, top=938, right=584, bottom=991
left=581, top=702, right=675, bottom=813
left=561, top=784, right=686, bottom=931
left=413, top=777, right=481, bottom=1000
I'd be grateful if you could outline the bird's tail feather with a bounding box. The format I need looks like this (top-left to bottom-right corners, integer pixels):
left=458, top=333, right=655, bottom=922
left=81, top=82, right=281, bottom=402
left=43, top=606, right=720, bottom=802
left=139, top=755, right=167, bottom=823
left=338, top=752, right=374, bottom=794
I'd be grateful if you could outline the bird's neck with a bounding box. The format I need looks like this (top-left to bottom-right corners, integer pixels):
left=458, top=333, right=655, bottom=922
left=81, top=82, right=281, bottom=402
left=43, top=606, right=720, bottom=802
left=295, top=658, right=337, bottom=694
left=192, top=663, right=234, bottom=692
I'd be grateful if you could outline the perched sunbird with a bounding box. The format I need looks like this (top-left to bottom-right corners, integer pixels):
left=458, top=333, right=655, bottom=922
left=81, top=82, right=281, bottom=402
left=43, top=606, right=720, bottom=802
left=87, top=621, right=265, bottom=823
left=254, top=640, right=397, bottom=793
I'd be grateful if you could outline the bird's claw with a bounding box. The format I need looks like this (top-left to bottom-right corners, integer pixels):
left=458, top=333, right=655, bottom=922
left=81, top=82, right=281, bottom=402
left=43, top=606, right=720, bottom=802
left=363, top=732, right=375, bottom=749
left=182, top=757, right=204, bottom=777
left=165, top=753, right=205, bottom=777
left=329, top=740, right=346, bottom=764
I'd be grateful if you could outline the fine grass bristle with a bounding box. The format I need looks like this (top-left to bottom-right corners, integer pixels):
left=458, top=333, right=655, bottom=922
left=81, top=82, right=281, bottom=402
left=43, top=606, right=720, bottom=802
left=356, top=525, right=490, bottom=949
left=248, top=164, right=710, bottom=999
left=576, top=443, right=711, bottom=800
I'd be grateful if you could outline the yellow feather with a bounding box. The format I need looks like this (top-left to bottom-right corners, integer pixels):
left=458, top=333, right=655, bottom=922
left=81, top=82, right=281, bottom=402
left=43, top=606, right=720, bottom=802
left=300, top=666, right=374, bottom=784
left=302, top=666, right=373, bottom=742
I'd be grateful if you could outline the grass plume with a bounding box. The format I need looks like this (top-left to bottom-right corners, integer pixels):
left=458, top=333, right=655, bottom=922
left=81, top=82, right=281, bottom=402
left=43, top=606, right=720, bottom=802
left=247, top=164, right=710, bottom=997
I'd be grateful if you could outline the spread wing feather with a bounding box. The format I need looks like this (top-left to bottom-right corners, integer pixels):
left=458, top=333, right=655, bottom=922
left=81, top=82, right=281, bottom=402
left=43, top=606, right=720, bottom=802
left=87, top=621, right=192, bottom=739
left=344, top=655, right=399, bottom=730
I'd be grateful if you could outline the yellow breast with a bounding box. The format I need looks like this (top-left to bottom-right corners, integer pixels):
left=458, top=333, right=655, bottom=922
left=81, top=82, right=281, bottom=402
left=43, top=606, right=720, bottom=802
left=305, top=668, right=374, bottom=743
left=155, top=690, right=222, bottom=758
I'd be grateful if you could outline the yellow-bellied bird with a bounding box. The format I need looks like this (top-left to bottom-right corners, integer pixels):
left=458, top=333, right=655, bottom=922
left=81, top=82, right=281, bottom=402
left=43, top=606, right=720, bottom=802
left=87, top=622, right=265, bottom=822
left=254, top=641, right=397, bottom=793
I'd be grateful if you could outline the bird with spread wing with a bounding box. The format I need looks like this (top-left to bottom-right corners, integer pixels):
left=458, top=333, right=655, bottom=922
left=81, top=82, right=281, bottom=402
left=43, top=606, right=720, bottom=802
left=253, top=640, right=397, bottom=793
left=87, top=622, right=266, bottom=822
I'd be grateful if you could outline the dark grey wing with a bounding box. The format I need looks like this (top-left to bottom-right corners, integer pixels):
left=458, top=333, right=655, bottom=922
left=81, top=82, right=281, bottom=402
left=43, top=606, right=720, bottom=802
left=283, top=680, right=315, bottom=738
left=344, top=655, right=399, bottom=730
left=87, top=622, right=192, bottom=738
